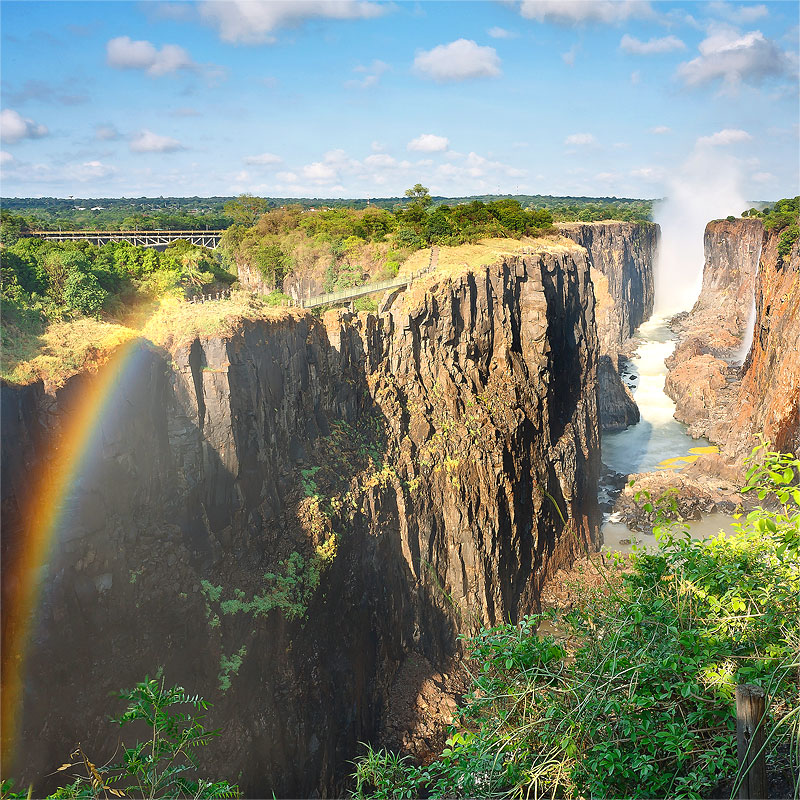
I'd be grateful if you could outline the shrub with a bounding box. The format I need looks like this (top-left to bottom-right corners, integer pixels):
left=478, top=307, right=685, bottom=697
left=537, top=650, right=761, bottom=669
left=4, top=675, right=239, bottom=799
left=63, top=271, right=107, bottom=315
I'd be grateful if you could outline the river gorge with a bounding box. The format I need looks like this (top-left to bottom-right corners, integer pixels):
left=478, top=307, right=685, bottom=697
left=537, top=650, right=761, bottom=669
left=1, top=218, right=798, bottom=797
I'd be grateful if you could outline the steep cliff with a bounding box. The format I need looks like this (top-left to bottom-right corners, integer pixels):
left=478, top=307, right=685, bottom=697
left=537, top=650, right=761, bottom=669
left=558, top=222, right=657, bottom=431
left=558, top=222, right=657, bottom=356
left=1, top=247, right=600, bottom=796
left=665, top=218, right=799, bottom=459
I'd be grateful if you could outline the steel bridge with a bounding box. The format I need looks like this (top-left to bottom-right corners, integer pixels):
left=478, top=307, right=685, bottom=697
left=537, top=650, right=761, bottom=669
left=22, top=230, right=224, bottom=248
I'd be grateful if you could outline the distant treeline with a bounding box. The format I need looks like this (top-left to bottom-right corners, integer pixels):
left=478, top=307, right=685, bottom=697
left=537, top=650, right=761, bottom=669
left=742, top=196, right=799, bottom=260
left=2, top=191, right=655, bottom=231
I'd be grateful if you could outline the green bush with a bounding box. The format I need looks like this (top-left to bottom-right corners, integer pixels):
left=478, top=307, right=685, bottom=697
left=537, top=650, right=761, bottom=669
left=63, top=271, right=107, bottom=315
left=3, top=675, right=239, bottom=799
left=352, top=442, right=800, bottom=799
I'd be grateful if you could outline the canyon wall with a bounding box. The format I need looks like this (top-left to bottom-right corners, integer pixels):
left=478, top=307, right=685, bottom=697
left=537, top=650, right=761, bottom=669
left=559, top=222, right=658, bottom=431
left=1, top=249, right=600, bottom=796
left=665, top=218, right=799, bottom=459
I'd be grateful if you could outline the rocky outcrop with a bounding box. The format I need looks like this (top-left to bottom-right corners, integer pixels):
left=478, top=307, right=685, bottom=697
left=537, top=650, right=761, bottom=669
left=558, top=222, right=658, bottom=432
left=1, top=250, right=600, bottom=796
left=597, top=355, right=639, bottom=431
left=665, top=218, right=799, bottom=459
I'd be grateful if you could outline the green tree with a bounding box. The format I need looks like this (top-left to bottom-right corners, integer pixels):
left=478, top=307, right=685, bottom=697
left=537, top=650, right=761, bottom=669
left=223, top=194, right=268, bottom=227
left=404, top=183, right=432, bottom=209
left=63, top=271, right=107, bottom=315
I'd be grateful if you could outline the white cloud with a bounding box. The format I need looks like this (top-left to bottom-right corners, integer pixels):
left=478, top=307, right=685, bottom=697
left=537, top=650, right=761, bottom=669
left=696, top=128, right=752, bottom=146
left=650, top=125, right=671, bottom=134
left=1, top=109, right=48, bottom=144
left=518, top=0, right=653, bottom=25
left=707, top=2, right=768, bottom=24
left=620, top=34, right=686, bottom=54
left=345, top=59, right=389, bottom=89
left=678, top=26, right=793, bottom=90
left=630, top=70, right=641, bottom=84
left=751, top=170, right=775, bottom=183
left=106, top=36, right=195, bottom=76
left=244, top=152, right=283, bottom=166
left=75, top=160, right=117, bottom=181
left=407, top=133, right=450, bottom=152
left=95, top=124, right=121, bottom=141
left=564, top=132, right=597, bottom=146
left=199, top=0, right=386, bottom=44
left=1, top=150, right=14, bottom=165
left=302, top=161, right=338, bottom=183
left=562, top=44, right=579, bottom=65
left=276, top=171, right=298, bottom=183
left=436, top=151, right=525, bottom=181
left=630, top=166, right=665, bottom=181
left=488, top=26, right=517, bottom=39
left=130, top=129, right=185, bottom=153
left=414, top=39, right=501, bottom=82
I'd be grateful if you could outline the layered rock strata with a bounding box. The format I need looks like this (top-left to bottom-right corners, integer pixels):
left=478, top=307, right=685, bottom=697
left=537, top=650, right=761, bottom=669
left=1, top=249, right=600, bottom=796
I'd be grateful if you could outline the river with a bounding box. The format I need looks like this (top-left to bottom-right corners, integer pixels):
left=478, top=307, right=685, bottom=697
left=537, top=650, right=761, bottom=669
left=599, top=313, right=736, bottom=552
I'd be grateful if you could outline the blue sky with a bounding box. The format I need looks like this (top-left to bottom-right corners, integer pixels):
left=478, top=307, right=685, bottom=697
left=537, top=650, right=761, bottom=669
left=1, top=0, right=798, bottom=199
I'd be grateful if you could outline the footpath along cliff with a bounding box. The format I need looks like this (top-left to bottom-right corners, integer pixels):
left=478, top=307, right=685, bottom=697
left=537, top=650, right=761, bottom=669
left=665, top=218, right=799, bottom=463
left=1, top=240, right=600, bottom=796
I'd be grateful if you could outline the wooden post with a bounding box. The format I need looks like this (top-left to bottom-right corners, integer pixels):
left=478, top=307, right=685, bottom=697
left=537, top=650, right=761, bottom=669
left=736, top=684, right=767, bottom=800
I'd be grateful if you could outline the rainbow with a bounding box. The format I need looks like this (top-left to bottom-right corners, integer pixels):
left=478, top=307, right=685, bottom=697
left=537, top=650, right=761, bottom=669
left=1, top=337, right=146, bottom=765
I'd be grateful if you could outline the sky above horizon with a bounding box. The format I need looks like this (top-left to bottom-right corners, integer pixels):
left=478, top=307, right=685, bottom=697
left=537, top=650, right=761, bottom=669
left=1, top=0, right=798, bottom=201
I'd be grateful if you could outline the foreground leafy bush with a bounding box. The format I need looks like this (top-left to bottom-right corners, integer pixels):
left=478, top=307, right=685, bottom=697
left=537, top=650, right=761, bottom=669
left=2, top=676, right=239, bottom=799
left=353, top=443, right=800, bottom=799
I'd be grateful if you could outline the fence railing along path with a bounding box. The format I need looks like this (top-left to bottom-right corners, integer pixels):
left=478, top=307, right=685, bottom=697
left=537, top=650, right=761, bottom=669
left=298, top=246, right=439, bottom=309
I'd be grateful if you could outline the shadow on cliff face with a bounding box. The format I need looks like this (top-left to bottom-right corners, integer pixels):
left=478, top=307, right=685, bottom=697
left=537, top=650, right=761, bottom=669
left=1, top=326, right=458, bottom=798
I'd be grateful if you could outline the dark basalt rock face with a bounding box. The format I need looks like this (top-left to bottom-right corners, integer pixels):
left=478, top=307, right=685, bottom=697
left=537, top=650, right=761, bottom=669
left=597, top=355, right=639, bottom=432
left=1, top=252, right=600, bottom=797
left=558, top=222, right=658, bottom=432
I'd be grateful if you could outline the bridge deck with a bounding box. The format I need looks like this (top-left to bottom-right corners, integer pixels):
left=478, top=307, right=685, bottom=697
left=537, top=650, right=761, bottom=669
left=23, top=230, right=224, bottom=248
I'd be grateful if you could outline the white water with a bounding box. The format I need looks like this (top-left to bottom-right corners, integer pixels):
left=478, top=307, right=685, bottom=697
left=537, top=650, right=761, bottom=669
left=735, top=295, right=757, bottom=364
left=601, top=314, right=712, bottom=477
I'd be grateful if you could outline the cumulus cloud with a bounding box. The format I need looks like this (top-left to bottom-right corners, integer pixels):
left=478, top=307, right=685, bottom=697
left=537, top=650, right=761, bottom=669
left=620, top=34, right=686, bottom=54
left=199, top=0, right=385, bottom=44
left=1, top=150, right=14, bottom=165
left=407, top=133, right=450, bottom=153
left=107, top=36, right=195, bottom=76
left=518, top=0, right=653, bottom=25
left=95, top=124, right=121, bottom=141
left=302, top=161, right=338, bottom=183
left=650, top=125, right=671, bottom=134
left=677, top=26, right=793, bottom=90
left=0, top=108, right=48, bottom=144
left=488, top=26, right=517, bottom=38
left=244, top=152, right=283, bottom=166
left=414, top=39, right=501, bottom=82
left=564, top=132, right=597, bottom=146
left=130, top=129, right=185, bottom=153
left=696, top=128, right=752, bottom=146
left=345, top=59, right=389, bottom=89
